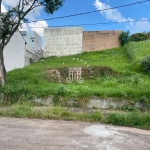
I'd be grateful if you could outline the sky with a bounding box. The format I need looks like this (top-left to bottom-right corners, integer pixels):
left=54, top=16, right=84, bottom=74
left=1, top=0, right=150, bottom=38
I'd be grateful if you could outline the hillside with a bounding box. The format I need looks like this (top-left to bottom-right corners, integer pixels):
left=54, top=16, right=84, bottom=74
left=1, top=40, right=150, bottom=105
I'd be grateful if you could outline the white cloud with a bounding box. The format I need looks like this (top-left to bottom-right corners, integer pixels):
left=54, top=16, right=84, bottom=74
left=2, top=0, right=46, bottom=37
left=93, top=0, right=150, bottom=33
left=93, top=0, right=126, bottom=22
left=126, top=18, right=150, bottom=33
left=3, top=0, right=18, bottom=6
left=3, top=0, right=43, bottom=20
left=29, top=21, right=48, bottom=37
left=1, top=4, right=7, bottom=12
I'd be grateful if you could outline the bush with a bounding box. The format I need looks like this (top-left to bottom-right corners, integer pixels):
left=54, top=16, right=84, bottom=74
left=106, top=112, right=150, bottom=129
left=9, top=105, right=33, bottom=118
left=130, top=33, right=149, bottom=42
left=90, top=111, right=102, bottom=122
left=119, top=30, right=130, bottom=46
left=141, top=55, right=150, bottom=72
left=107, top=113, right=126, bottom=126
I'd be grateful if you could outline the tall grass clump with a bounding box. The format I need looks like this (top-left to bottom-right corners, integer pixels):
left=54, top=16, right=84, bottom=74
left=8, top=105, right=33, bottom=118
left=106, top=112, right=150, bottom=129
left=141, top=55, right=150, bottom=72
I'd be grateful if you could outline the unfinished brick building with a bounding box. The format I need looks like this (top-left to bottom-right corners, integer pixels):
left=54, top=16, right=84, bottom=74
left=82, top=30, right=122, bottom=52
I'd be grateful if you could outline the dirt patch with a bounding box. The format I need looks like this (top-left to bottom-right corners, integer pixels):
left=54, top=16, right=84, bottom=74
left=45, top=66, right=118, bottom=83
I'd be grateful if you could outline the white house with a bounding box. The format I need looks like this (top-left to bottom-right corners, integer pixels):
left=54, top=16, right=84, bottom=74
left=3, top=30, right=43, bottom=72
left=21, top=31, right=42, bottom=51
left=20, top=31, right=43, bottom=66
left=3, top=30, right=26, bottom=72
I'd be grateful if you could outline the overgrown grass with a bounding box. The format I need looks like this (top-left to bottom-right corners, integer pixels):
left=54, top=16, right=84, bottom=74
left=0, top=105, right=149, bottom=130
left=0, top=40, right=150, bottom=106
left=0, top=105, right=102, bottom=122
left=106, top=112, right=150, bottom=129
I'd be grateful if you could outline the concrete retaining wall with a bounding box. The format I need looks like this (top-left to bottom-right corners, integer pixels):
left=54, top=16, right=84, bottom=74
left=31, top=96, right=142, bottom=110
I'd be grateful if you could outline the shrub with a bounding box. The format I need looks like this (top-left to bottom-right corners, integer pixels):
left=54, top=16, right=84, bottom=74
left=130, top=33, right=149, bottom=42
left=106, top=112, right=150, bottom=129
left=106, top=113, right=126, bottom=126
left=119, top=30, right=130, bottom=46
left=141, top=55, right=150, bottom=72
left=90, top=111, right=102, bottom=122
left=146, top=31, right=150, bottom=39
left=9, top=105, right=33, bottom=118
left=138, top=96, right=150, bottom=110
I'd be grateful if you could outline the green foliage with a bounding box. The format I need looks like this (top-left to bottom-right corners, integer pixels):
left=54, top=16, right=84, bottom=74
left=139, top=96, right=150, bottom=111
left=0, top=0, right=65, bottom=50
left=8, top=105, right=33, bottom=118
left=130, top=33, right=150, bottom=42
left=0, top=40, right=150, bottom=105
left=0, top=0, right=65, bottom=87
left=141, top=55, right=150, bottom=72
left=119, top=30, right=130, bottom=46
left=0, top=105, right=98, bottom=122
left=146, top=32, right=150, bottom=38
left=56, top=86, right=66, bottom=97
left=44, top=0, right=65, bottom=14
left=1, top=105, right=150, bottom=129
left=124, top=43, right=135, bottom=62
left=90, top=111, right=102, bottom=122
left=106, top=112, right=150, bottom=129
left=107, top=113, right=126, bottom=126
left=53, top=87, right=66, bottom=106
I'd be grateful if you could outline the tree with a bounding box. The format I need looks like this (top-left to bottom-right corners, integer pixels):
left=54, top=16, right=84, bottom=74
left=146, top=32, right=150, bottom=39
left=119, top=30, right=130, bottom=46
left=130, top=33, right=149, bottom=42
left=0, top=0, right=64, bottom=86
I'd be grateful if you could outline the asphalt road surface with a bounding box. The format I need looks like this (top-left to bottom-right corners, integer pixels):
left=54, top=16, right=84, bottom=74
left=0, top=117, right=150, bottom=150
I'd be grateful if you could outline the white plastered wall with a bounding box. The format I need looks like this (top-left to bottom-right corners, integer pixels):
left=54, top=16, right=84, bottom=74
left=3, top=31, right=26, bottom=72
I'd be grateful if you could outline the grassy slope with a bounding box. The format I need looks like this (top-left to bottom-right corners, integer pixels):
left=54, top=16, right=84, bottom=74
left=1, top=40, right=150, bottom=102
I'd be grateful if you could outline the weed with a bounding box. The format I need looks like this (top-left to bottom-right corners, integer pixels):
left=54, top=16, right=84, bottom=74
left=8, top=105, right=33, bottom=118
left=0, top=40, right=149, bottom=108
left=141, top=55, right=150, bottom=72
left=106, top=112, right=150, bottom=129
left=90, top=111, right=102, bottom=122
left=124, top=43, right=135, bottom=62
left=0, top=105, right=149, bottom=129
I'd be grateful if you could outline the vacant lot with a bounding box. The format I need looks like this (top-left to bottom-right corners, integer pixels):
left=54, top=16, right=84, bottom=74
left=1, top=40, right=150, bottom=104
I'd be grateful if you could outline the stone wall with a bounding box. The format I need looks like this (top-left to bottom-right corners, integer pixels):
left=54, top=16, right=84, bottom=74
left=82, top=30, right=122, bottom=52
left=44, top=27, right=83, bottom=57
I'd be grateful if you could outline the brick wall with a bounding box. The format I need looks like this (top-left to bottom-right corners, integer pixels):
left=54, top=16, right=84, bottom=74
left=82, top=30, right=122, bottom=52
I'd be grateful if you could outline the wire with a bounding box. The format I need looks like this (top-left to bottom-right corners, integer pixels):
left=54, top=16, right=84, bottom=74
left=21, top=19, right=150, bottom=29
left=136, top=0, right=150, bottom=10
left=25, top=0, right=150, bottom=23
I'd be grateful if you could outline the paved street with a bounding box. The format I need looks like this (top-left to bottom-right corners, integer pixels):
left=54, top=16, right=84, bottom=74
left=0, top=117, right=150, bottom=150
